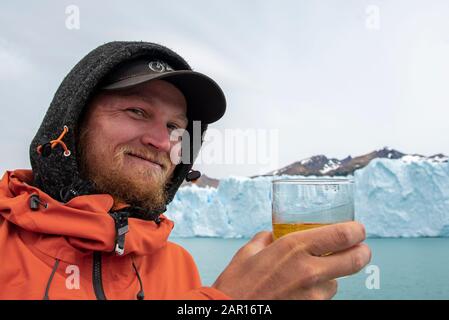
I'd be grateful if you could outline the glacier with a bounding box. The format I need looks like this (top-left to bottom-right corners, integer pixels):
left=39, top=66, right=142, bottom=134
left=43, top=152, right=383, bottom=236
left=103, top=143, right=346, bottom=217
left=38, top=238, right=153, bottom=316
left=166, top=158, right=449, bottom=238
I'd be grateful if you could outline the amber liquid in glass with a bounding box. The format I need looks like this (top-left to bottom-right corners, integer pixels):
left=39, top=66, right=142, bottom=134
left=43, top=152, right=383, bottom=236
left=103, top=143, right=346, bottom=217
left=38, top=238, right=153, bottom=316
left=272, top=222, right=331, bottom=240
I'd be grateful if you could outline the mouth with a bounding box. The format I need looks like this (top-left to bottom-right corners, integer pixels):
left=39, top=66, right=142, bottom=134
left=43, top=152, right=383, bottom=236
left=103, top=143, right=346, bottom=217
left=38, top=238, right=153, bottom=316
left=126, top=153, right=164, bottom=170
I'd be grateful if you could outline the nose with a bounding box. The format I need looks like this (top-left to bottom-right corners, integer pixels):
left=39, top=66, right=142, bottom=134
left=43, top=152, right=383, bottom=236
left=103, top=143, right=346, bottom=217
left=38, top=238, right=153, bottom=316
left=140, top=121, right=171, bottom=153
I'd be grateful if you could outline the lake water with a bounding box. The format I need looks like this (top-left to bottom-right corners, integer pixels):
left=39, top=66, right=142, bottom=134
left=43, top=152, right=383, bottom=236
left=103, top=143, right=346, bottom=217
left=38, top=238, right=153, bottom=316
left=171, top=237, right=449, bottom=300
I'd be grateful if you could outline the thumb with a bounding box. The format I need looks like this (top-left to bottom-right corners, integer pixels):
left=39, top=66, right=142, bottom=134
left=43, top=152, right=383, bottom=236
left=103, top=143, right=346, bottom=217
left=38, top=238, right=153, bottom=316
left=230, top=231, right=273, bottom=263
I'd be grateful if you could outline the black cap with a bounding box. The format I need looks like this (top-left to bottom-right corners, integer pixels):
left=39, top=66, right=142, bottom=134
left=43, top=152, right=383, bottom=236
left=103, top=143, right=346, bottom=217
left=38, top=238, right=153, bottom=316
left=101, top=58, right=226, bottom=124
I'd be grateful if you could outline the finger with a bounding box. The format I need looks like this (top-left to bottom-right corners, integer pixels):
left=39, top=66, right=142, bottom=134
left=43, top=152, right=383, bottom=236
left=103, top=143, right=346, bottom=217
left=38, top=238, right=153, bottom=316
left=315, top=243, right=372, bottom=280
left=314, top=279, right=338, bottom=300
left=292, top=280, right=338, bottom=300
left=230, top=231, right=273, bottom=263
left=290, top=221, right=366, bottom=257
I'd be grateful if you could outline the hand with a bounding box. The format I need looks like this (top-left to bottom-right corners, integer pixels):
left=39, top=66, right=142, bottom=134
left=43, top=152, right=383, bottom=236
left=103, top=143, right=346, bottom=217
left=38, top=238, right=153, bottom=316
left=212, top=221, right=371, bottom=300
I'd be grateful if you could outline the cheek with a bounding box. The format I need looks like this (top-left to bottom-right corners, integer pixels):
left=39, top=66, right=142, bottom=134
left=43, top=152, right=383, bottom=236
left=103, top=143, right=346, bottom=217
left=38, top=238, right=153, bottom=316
left=95, top=117, right=139, bottom=149
left=81, top=132, right=109, bottom=166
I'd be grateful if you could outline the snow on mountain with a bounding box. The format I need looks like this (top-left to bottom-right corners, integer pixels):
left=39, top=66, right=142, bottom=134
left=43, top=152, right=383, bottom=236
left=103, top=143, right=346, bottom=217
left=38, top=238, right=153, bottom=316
left=320, top=159, right=341, bottom=174
left=401, top=154, right=449, bottom=164
left=300, top=158, right=312, bottom=165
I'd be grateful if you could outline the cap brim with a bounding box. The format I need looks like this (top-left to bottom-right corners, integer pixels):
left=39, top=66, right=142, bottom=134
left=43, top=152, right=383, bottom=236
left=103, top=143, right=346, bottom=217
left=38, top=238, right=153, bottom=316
left=102, top=70, right=226, bottom=124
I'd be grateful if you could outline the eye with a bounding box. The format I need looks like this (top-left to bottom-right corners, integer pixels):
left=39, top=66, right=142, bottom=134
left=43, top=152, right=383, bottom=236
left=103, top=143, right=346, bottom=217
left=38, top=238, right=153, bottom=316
left=126, top=108, right=146, bottom=117
left=167, top=123, right=180, bottom=131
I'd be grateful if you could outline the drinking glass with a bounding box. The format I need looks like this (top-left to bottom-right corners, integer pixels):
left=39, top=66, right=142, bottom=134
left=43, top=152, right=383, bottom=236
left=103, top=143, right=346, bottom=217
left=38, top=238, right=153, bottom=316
left=272, top=178, right=354, bottom=240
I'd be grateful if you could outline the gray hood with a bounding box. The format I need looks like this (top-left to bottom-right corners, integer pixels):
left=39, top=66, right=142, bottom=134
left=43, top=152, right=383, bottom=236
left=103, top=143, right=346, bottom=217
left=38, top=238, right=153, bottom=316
left=29, top=41, right=218, bottom=216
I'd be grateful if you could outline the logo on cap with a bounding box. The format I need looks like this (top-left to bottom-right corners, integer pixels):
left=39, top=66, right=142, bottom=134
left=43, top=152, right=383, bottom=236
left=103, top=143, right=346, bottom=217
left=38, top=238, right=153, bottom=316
left=148, top=61, right=174, bottom=73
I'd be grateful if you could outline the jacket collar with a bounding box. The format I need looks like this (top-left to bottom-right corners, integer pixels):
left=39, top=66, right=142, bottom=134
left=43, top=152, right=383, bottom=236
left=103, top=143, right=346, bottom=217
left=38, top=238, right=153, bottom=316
left=0, top=170, right=174, bottom=263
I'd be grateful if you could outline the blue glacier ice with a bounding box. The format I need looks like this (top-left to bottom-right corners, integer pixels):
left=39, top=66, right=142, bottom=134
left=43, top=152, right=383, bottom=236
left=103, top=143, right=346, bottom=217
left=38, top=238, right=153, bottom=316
left=166, top=159, right=449, bottom=238
left=355, top=158, right=449, bottom=237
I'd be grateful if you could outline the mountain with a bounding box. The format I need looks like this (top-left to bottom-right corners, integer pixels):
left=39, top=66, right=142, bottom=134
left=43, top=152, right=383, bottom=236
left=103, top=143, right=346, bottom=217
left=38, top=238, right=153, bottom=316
left=260, top=147, right=447, bottom=177
left=266, top=148, right=404, bottom=177
left=183, top=147, right=448, bottom=188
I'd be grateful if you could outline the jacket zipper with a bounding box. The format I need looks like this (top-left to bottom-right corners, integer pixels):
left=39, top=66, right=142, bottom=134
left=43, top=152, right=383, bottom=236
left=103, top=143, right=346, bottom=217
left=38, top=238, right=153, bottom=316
left=92, top=251, right=107, bottom=300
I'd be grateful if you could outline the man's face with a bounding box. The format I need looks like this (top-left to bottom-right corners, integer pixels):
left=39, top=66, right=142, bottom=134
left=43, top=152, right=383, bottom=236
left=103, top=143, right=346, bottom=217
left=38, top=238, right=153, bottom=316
left=78, top=80, right=188, bottom=211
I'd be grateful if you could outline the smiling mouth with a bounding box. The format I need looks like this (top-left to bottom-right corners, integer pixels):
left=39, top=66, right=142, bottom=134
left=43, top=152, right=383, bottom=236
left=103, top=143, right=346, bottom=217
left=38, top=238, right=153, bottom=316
left=127, top=153, right=163, bottom=170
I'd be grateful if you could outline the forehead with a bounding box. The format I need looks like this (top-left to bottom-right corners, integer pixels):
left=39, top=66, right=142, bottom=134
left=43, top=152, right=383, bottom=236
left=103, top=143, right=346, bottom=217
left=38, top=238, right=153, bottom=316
left=115, top=80, right=185, bottom=104
left=92, top=80, right=187, bottom=114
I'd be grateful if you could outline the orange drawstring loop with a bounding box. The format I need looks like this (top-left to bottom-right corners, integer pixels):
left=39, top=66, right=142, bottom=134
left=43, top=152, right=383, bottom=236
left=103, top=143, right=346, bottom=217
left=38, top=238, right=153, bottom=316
left=37, top=126, right=71, bottom=157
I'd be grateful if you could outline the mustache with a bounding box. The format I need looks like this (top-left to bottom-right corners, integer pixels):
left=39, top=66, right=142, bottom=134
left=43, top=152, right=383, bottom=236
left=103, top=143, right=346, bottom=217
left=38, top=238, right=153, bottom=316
left=115, top=145, right=173, bottom=170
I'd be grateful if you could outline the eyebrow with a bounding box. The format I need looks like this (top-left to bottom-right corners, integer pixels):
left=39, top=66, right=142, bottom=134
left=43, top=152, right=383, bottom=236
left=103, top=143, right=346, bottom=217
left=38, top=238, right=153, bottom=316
left=117, top=92, right=188, bottom=125
left=173, top=113, right=188, bottom=125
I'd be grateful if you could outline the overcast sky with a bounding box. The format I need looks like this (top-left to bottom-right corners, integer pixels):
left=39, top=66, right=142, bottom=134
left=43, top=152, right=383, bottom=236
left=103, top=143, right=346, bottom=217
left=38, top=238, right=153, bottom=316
left=1, top=0, right=448, bottom=178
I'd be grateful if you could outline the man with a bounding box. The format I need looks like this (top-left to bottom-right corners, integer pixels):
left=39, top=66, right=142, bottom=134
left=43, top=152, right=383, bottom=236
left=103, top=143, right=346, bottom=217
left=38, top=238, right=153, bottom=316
left=0, top=41, right=371, bottom=299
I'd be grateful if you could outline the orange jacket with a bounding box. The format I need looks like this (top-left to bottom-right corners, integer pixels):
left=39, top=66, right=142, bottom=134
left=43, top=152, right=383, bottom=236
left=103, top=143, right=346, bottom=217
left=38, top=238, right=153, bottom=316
left=0, top=170, right=231, bottom=300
